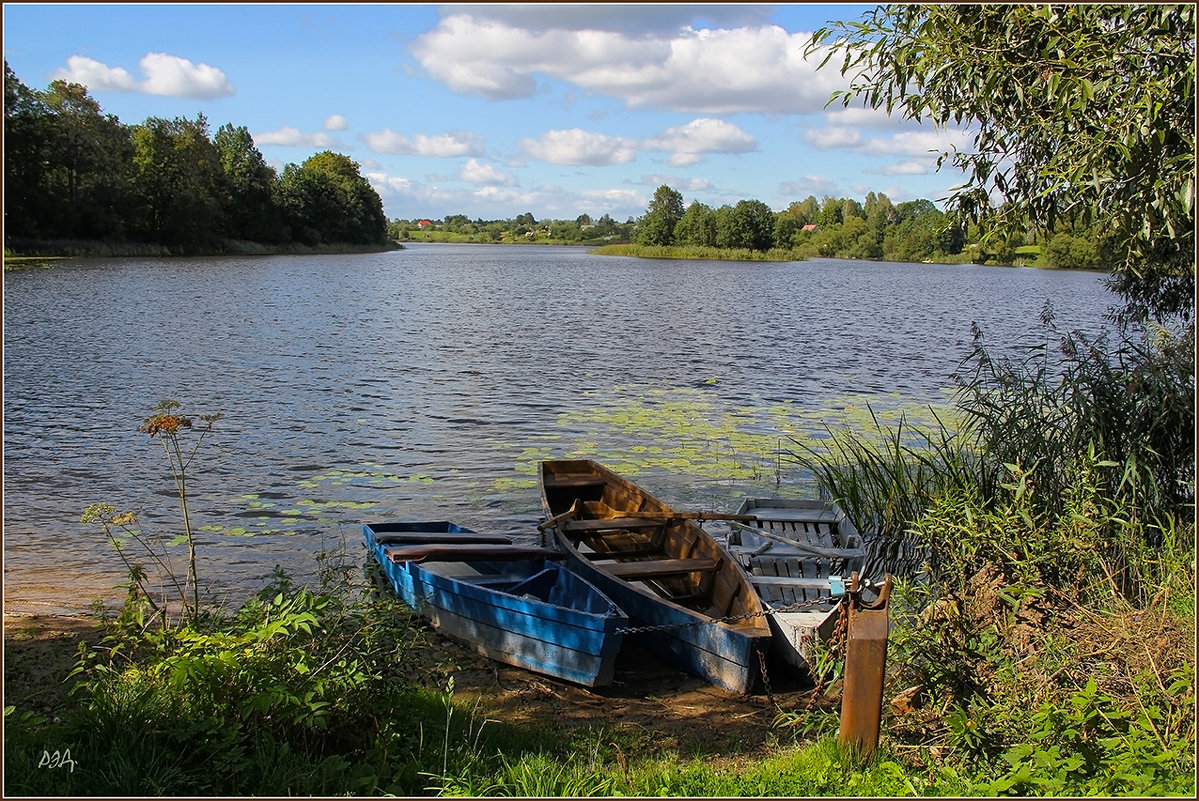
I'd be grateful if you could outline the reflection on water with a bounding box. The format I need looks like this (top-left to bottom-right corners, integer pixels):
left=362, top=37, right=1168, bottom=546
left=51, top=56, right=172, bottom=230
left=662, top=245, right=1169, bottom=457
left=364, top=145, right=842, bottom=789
left=3, top=245, right=1114, bottom=612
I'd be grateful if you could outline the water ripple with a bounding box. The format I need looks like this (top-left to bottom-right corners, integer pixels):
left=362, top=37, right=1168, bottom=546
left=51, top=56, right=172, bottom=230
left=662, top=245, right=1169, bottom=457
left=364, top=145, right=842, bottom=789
left=4, top=247, right=1114, bottom=611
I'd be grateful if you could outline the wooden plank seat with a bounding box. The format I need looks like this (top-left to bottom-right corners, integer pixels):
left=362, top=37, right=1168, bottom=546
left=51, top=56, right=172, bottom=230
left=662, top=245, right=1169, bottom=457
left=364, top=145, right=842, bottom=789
left=726, top=544, right=863, bottom=561
left=385, top=544, right=563, bottom=563
left=542, top=476, right=607, bottom=489
left=745, top=575, right=844, bottom=589
left=603, top=557, right=718, bottom=580
left=561, top=517, right=665, bottom=532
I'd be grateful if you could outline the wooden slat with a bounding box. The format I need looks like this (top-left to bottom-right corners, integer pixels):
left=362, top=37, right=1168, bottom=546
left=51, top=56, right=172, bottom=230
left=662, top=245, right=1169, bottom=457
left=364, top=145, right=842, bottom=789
left=385, top=544, right=563, bottom=563
left=543, top=476, right=607, bottom=488
left=374, top=533, right=512, bottom=545
left=562, top=517, right=665, bottom=532
left=747, top=575, right=842, bottom=589
left=603, top=558, right=718, bottom=580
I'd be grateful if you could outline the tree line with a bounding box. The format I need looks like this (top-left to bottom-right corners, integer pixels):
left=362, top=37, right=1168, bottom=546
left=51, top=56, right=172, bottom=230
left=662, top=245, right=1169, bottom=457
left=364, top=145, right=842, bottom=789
left=4, top=62, right=388, bottom=253
left=388, top=212, right=635, bottom=245
left=635, top=184, right=1117, bottom=268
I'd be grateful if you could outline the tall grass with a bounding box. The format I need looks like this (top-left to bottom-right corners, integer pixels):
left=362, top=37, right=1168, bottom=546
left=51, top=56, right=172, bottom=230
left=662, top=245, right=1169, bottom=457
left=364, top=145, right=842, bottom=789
left=783, top=310, right=1195, bottom=794
left=788, top=309, right=1194, bottom=583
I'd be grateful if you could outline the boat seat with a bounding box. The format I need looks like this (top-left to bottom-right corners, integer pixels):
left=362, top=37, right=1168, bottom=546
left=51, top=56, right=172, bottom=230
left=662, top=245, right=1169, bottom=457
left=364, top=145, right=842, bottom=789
left=561, top=517, right=665, bottom=532
left=746, top=575, right=842, bottom=590
left=543, top=476, right=607, bottom=489
left=603, top=557, right=718, bottom=580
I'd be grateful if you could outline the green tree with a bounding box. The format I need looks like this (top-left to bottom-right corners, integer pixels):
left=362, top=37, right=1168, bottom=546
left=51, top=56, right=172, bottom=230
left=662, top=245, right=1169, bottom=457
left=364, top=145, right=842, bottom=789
left=817, top=196, right=843, bottom=227
left=638, top=184, right=685, bottom=246
left=1044, top=231, right=1100, bottom=270
left=730, top=199, right=776, bottom=251
left=843, top=216, right=880, bottom=259
left=4, top=61, right=55, bottom=239
left=773, top=211, right=800, bottom=250
left=674, top=201, right=716, bottom=247
left=811, top=4, right=1195, bottom=323
left=41, top=81, right=134, bottom=240
left=278, top=151, right=387, bottom=246
left=129, top=115, right=225, bottom=249
left=713, top=204, right=736, bottom=248
left=790, top=196, right=820, bottom=226
left=213, top=123, right=282, bottom=243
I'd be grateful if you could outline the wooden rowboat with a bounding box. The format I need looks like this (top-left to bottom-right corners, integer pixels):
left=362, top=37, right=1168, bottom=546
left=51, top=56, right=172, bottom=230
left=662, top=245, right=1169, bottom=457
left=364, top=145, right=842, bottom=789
left=726, top=498, right=867, bottom=672
left=538, top=460, right=772, bottom=695
left=364, top=520, right=628, bottom=688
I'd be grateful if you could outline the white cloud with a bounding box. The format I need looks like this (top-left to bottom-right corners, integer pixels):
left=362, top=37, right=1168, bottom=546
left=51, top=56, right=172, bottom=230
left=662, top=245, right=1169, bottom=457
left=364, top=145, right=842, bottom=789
left=51, top=52, right=234, bottom=99
left=519, top=128, right=638, bottom=166
left=642, top=118, right=756, bottom=166
left=324, top=114, right=348, bottom=130
left=444, top=4, right=773, bottom=36
left=779, top=175, right=842, bottom=198
left=807, top=125, right=971, bottom=159
left=580, top=187, right=644, bottom=207
left=639, top=174, right=714, bottom=193
left=364, top=128, right=486, bottom=157
left=459, top=158, right=515, bottom=186
left=50, top=55, right=138, bottom=92
left=252, top=126, right=337, bottom=147
left=411, top=14, right=848, bottom=114
left=805, top=126, right=863, bottom=151
left=869, top=161, right=930, bottom=176
left=472, top=185, right=539, bottom=206
left=858, top=129, right=970, bottom=158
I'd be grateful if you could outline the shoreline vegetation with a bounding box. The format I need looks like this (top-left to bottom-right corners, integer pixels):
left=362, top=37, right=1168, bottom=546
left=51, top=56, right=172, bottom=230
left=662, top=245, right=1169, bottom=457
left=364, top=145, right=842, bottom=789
left=6, top=237, right=1042, bottom=270
left=3, top=238, right=403, bottom=267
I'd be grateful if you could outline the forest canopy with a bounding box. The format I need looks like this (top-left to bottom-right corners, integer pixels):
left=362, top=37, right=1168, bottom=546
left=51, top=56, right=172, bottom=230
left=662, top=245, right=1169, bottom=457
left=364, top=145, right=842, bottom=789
left=4, top=62, right=388, bottom=253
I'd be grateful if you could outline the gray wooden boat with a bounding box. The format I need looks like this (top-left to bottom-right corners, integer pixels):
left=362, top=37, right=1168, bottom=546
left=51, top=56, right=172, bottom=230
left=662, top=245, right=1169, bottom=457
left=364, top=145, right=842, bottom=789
left=726, top=498, right=867, bottom=672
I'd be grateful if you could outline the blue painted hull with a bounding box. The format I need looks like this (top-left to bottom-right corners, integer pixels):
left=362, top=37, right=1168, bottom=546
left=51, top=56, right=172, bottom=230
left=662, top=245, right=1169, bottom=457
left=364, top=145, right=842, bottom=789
left=551, top=536, right=771, bottom=694
left=364, top=521, right=627, bottom=688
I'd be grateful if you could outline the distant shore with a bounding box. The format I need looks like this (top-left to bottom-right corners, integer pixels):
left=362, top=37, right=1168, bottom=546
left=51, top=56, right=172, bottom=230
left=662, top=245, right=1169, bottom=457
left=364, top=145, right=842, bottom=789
left=3, top=239, right=404, bottom=265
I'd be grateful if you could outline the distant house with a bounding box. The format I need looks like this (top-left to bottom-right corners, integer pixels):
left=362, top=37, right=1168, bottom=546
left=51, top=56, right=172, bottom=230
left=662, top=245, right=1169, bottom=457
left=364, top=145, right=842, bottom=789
left=802, top=224, right=818, bottom=232
left=417, top=220, right=432, bottom=229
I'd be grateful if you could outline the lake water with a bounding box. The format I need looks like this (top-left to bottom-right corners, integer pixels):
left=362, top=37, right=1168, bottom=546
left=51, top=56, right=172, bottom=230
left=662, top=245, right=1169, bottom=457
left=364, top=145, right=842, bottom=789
left=3, top=244, right=1116, bottom=613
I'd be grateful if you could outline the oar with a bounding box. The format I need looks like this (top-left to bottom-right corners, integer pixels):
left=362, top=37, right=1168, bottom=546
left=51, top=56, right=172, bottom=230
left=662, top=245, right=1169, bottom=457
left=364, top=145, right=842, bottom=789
left=597, top=509, right=761, bottom=523
left=729, top=520, right=863, bottom=560
left=536, top=498, right=583, bottom=532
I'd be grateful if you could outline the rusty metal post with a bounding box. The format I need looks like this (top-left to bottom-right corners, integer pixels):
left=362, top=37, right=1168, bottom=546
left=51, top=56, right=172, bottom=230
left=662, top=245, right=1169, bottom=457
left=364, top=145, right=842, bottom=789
left=839, top=572, right=893, bottom=758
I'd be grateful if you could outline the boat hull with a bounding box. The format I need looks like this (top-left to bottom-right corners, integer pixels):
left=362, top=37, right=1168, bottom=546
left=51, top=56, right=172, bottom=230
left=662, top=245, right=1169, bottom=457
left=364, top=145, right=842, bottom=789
left=552, top=539, right=769, bottom=693
left=364, top=521, right=627, bottom=688
left=728, top=499, right=864, bottom=671
left=539, top=460, right=771, bottom=694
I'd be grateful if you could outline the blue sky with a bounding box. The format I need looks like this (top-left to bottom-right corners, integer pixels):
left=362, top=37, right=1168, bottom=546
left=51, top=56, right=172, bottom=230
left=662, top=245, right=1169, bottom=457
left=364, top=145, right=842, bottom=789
left=3, top=3, right=973, bottom=222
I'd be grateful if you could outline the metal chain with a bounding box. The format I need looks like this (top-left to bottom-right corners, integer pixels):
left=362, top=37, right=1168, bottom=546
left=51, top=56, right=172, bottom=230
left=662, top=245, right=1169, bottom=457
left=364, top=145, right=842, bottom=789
left=757, top=647, right=775, bottom=708
left=613, top=593, right=839, bottom=635
left=805, top=595, right=851, bottom=712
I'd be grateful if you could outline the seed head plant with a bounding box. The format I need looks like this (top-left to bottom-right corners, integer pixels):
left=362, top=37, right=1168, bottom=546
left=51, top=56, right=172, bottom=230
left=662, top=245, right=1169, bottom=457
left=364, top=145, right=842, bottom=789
left=82, top=400, right=224, bottom=624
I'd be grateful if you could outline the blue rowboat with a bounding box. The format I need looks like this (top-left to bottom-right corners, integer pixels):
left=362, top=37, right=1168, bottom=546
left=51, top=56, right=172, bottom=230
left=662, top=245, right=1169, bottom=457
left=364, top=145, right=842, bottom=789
left=537, top=460, right=772, bottom=695
left=364, top=520, right=627, bottom=688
